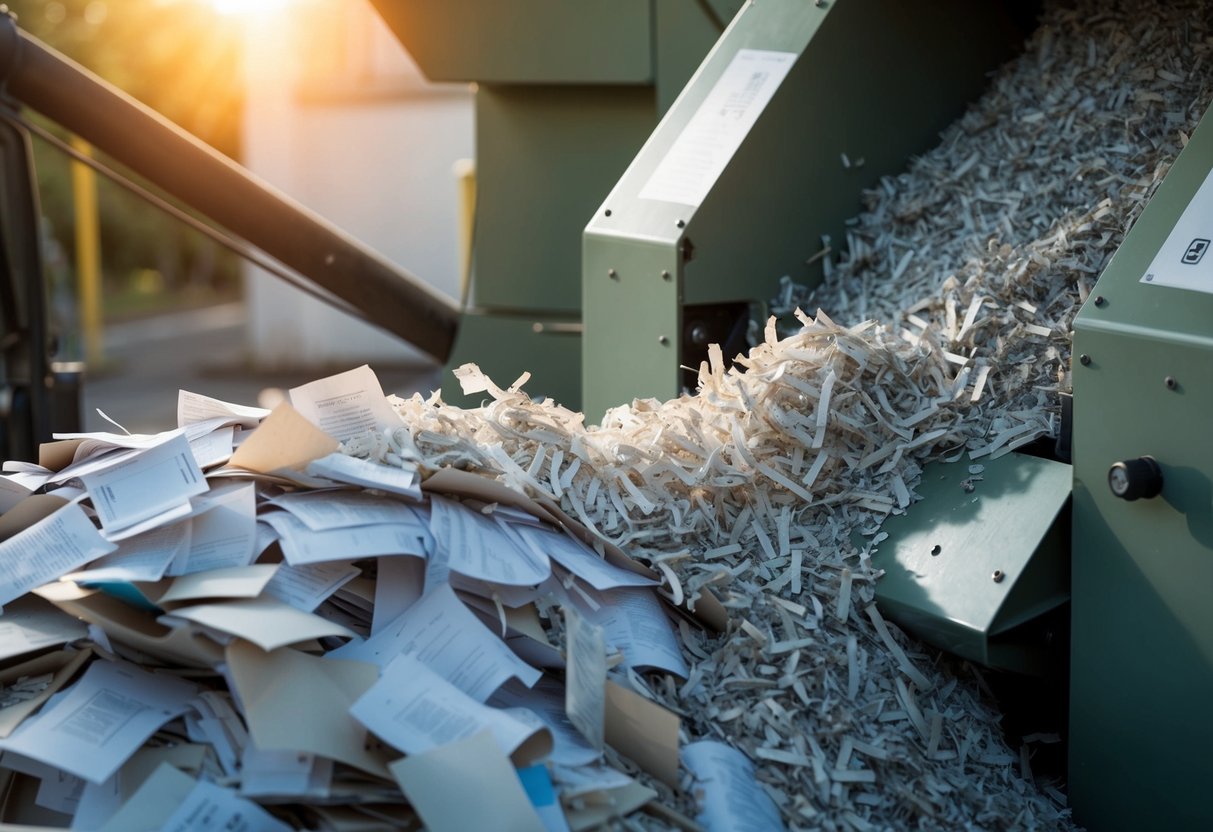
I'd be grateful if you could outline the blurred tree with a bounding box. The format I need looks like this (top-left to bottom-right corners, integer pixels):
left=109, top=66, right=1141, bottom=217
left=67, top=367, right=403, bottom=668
left=5, top=0, right=246, bottom=326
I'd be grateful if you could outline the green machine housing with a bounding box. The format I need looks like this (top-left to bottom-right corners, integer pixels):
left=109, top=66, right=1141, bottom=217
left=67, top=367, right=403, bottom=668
left=369, top=0, right=747, bottom=409
left=371, top=0, right=1029, bottom=415
left=1065, top=102, right=1213, bottom=831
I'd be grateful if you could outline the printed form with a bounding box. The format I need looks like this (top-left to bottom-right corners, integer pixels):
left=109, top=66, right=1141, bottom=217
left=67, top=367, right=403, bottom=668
left=0, top=659, right=198, bottom=784
left=333, top=583, right=540, bottom=700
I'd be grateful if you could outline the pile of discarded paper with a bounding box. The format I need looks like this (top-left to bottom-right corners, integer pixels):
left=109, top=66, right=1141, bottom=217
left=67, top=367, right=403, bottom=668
left=1, top=0, right=1207, bottom=829
left=0, top=366, right=757, bottom=830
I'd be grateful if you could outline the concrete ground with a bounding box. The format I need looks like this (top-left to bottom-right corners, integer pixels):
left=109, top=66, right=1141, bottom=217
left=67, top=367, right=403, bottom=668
left=79, top=303, right=442, bottom=435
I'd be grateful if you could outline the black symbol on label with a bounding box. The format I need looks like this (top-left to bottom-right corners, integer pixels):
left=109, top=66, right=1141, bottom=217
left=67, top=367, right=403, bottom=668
left=1182, top=238, right=1210, bottom=265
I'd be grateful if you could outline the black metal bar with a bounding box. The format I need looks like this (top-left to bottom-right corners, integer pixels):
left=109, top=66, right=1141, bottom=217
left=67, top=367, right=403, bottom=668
left=0, top=16, right=461, bottom=364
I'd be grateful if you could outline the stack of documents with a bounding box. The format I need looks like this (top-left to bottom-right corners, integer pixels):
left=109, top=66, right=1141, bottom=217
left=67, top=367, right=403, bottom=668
left=0, top=366, right=770, bottom=831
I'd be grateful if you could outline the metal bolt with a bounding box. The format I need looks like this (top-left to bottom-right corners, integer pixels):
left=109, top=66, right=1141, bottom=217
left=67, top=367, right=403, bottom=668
left=608, top=269, right=618, bottom=280
left=930, top=544, right=941, bottom=556
left=661, top=270, right=672, bottom=281
left=1165, top=375, right=1177, bottom=390
left=1093, top=295, right=1106, bottom=307
left=676, top=219, right=686, bottom=228
left=1079, top=354, right=1091, bottom=366
left=816, top=0, right=827, bottom=6
left=658, top=335, right=669, bottom=346
left=604, top=209, right=612, bottom=217
left=992, top=569, right=1004, bottom=583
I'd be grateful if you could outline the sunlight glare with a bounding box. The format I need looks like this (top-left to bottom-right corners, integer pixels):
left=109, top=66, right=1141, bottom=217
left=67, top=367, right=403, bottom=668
left=211, top=0, right=289, bottom=15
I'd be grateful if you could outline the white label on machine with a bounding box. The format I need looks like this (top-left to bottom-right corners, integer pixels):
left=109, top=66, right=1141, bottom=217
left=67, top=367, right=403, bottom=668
left=638, top=49, right=797, bottom=208
left=1141, top=165, right=1213, bottom=294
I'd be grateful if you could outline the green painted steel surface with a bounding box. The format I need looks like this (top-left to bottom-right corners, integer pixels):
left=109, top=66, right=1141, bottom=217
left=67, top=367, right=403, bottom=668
left=582, top=0, right=1024, bottom=420
left=474, top=84, right=657, bottom=314
left=441, top=311, right=581, bottom=410
left=873, top=453, right=1070, bottom=674
left=369, top=0, right=653, bottom=84
left=1069, top=104, right=1213, bottom=831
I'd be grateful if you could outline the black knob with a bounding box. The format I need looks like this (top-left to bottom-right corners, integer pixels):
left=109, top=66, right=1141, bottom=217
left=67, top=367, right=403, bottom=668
left=1108, top=456, right=1163, bottom=501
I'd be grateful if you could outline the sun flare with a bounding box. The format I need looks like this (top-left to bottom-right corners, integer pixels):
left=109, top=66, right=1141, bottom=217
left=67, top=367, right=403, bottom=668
left=210, top=0, right=289, bottom=15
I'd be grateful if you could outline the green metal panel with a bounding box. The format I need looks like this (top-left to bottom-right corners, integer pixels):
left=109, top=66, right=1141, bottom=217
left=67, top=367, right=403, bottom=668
left=475, top=84, right=657, bottom=313
left=442, top=311, right=581, bottom=410
left=872, top=453, right=1070, bottom=674
left=1069, top=104, right=1213, bottom=832
left=581, top=237, right=683, bottom=412
left=368, top=0, right=653, bottom=84
left=653, top=1, right=737, bottom=115
left=582, top=0, right=1026, bottom=420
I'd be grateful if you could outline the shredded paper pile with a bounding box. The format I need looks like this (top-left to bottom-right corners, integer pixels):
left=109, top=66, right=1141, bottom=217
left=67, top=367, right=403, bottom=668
left=0, top=1, right=1208, bottom=829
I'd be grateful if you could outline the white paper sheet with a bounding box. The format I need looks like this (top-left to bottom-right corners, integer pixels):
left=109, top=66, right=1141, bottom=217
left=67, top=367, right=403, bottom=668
left=163, top=597, right=355, bottom=651
left=65, top=520, right=189, bottom=584
left=333, top=583, right=540, bottom=699
left=563, top=607, right=606, bottom=751
left=0, top=474, right=33, bottom=513
left=350, top=653, right=547, bottom=759
left=178, top=389, right=270, bottom=429
left=573, top=586, right=688, bottom=678
left=682, top=740, right=784, bottom=832
left=79, top=432, right=208, bottom=534
left=0, top=596, right=88, bottom=662
left=508, top=522, right=657, bottom=591
left=490, top=680, right=601, bottom=768
left=170, top=483, right=257, bottom=575
left=0, top=751, right=85, bottom=815
left=0, top=659, right=198, bottom=784
left=371, top=555, right=425, bottom=633
left=268, top=489, right=429, bottom=535
left=159, top=565, right=280, bottom=605
left=188, top=426, right=235, bottom=469
left=240, top=748, right=332, bottom=799
left=288, top=365, right=400, bottom=444
left=0, top=501, right=117, bottom=607
left=262, top=561, right=360, bottom=612
left=305, top=452, right=421, bottom=500
left=161, top=776, right=292, bottom=831
left=260, top=510, right=427, bottom=565
left=429, top=496, right=551, bottom=587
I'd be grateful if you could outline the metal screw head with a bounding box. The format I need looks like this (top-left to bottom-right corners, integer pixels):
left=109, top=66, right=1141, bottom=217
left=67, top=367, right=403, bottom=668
left=1165, top=375, right=1177, bottom=390
left=608, top=268, right=618, bottom=280
left=1093, top=295, right=1106, bottom=307
left=930, top=544, right=941, bottom=556
left=676, top=219, right=686, bottom=228
left=1079, top=354, right=1091, bottom=366
left=661, top=270, right=671, bottom=281
left=604, top=209, right=612, bottom=217
left=992, top=569, right=1005, bottom=583
left=658, top=335, right=669, bottom=346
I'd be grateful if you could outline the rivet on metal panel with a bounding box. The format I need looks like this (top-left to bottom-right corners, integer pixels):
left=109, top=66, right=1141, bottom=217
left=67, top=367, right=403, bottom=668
left=658, top=335, right=669, bottom=346
left=992, top=569, right=1005, bottom=583
left=604, top=209, right=612, bottom=217
left=676, top=219, right=686, bottom=228
left=1165, top=375, right=1177, bottom=390
left=1079, top=354, right=1091, bottom=366
left=661, top=270, right=671, bottom=281
left=815, top=0, right=827, bottom=6
left=608, top=269, right=618, bottom=280
left=930, top=544, right=941, bottom=556
left=1093, top=295, right=1106, bottom=307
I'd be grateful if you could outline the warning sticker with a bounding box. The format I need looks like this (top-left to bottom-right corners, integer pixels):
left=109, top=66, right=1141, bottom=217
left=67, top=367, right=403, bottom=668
left=1141, top=165, right=1213, bottom=294
left=639, top=49, right=797, bottom=208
